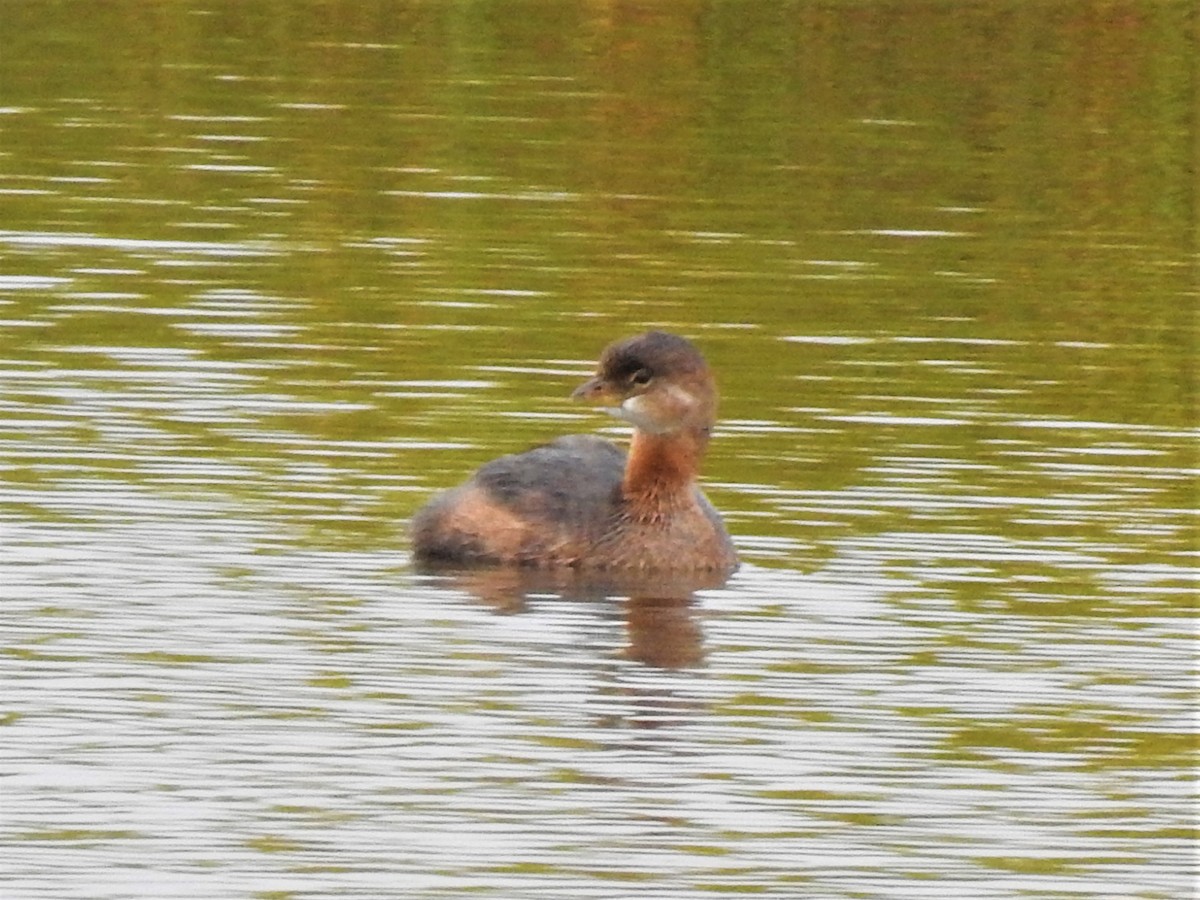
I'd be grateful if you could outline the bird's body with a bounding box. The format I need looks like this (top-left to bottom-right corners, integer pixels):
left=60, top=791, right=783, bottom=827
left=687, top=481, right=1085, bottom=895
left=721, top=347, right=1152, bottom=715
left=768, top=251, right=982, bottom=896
left=410, top=331, right=737, bottom=573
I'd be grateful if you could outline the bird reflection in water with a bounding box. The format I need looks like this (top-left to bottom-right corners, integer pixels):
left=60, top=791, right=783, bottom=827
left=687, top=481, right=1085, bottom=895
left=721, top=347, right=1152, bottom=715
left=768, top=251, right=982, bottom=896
left=414, top=564, right=730, bottom=669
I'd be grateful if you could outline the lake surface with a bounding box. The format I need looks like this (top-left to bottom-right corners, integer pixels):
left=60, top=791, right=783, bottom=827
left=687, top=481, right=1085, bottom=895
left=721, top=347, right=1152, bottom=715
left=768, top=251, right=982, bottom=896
left=2, top=2, right=1195, bottom=898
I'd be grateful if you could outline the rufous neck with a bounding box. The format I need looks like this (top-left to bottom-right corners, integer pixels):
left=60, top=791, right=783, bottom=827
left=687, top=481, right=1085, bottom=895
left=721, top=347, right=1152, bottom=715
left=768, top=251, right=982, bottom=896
left=622, top=426, right=709, bottom=504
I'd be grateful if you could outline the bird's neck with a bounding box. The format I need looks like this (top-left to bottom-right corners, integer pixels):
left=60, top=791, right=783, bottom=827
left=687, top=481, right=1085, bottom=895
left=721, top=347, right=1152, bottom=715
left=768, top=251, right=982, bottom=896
left=622, top=426, right=709, bottom=512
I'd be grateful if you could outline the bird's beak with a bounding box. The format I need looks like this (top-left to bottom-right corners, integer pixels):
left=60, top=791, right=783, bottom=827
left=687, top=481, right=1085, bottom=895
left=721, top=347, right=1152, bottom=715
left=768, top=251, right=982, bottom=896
left=571, top=376, right=615, bottom=404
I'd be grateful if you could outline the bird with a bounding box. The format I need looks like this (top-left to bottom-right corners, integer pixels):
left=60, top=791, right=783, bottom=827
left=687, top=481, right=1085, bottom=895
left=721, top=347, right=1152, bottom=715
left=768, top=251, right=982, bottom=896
left=410, top=330, right=738, bottom=573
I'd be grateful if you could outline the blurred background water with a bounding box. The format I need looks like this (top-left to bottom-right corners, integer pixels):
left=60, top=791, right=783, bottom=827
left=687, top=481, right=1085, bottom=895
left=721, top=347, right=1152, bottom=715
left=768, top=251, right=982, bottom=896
left=1, top=2, right=1195, bottom=898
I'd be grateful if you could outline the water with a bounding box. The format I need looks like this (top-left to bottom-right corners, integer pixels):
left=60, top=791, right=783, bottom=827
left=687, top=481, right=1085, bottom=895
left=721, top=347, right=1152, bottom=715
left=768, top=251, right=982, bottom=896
left=2, top=3, right=1195, bottom=898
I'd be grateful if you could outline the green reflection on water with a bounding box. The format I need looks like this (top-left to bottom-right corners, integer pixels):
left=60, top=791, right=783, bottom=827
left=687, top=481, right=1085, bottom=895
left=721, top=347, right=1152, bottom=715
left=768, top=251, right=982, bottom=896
left=943, top=721, right=1195, bottom=768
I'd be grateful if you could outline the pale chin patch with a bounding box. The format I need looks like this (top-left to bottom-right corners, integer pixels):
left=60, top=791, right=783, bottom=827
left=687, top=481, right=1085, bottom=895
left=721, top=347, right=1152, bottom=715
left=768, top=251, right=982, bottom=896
left=600, top=396, right=657, bottom=432
left=606, top=393, right=677, bottom=435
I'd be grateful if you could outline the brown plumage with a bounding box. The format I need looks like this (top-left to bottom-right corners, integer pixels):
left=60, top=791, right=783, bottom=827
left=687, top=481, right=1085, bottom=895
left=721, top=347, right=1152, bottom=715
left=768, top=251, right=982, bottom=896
left=410, top=331, right=738, bottom=573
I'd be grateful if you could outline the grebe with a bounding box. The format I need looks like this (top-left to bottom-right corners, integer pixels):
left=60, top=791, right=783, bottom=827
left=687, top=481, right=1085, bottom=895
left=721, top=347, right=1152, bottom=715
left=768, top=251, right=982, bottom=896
left=411, top=331, right=737, bottom=573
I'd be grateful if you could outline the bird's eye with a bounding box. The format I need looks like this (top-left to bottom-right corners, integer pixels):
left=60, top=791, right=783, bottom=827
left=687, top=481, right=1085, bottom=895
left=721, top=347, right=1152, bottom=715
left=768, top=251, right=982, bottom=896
left=630, top=368, right=652, bottom=386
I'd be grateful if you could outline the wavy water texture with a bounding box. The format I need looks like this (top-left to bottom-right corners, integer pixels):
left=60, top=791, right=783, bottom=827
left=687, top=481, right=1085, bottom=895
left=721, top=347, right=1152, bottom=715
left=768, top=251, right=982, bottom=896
left=1, top=3, right=1194, bottom=899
